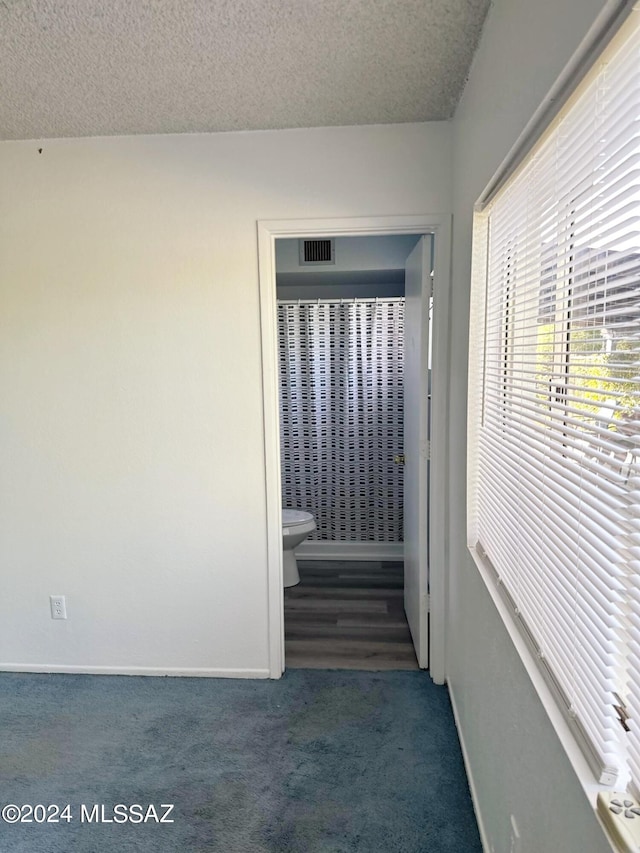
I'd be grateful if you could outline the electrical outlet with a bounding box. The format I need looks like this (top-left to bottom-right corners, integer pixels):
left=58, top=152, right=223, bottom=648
left=597, top=791, right=640, bottom=852
left=50, top=595, right=67, bottom=620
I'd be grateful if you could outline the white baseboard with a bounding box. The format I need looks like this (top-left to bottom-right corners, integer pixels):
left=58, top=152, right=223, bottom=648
left=0, top=664, right=271, bottom=679
left=448, top=682, right=491, bottom=853
left=296, top=540, right=404, bottom=561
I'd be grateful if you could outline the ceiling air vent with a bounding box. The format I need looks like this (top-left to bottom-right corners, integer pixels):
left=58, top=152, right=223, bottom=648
left=299, top=239, right=335, bottom=266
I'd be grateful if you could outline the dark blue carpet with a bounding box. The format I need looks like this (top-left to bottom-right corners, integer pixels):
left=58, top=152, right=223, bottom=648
left=0, top=670, right=481, bottom=852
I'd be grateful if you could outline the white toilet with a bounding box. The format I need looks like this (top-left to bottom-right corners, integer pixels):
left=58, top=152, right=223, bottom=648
left=282, top=509, right=316, bottom=587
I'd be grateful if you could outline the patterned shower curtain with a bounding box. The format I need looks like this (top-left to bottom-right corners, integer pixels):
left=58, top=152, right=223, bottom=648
left=278, top=298, right=404, bottom=541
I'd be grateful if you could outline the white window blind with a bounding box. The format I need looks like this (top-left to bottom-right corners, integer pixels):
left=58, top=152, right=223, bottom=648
left=469, top=13, right=640, bottom=789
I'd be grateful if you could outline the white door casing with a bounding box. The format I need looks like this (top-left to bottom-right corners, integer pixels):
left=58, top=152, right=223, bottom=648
left=403, top=236, right=431, bottom=669
left=257, top=215, right=451, bottom=683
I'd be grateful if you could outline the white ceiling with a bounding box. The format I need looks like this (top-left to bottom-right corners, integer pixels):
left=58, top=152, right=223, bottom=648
left=0, top=0, right=490, bottom=141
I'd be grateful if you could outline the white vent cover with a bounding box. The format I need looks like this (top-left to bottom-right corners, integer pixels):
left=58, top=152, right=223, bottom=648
left=299, top=239, right=335, bottom=265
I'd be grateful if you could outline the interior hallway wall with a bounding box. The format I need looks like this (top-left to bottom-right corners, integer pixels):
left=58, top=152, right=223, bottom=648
left=0, top=122, right=451, bottom=675
left=449, top=0, right=617, bottom=850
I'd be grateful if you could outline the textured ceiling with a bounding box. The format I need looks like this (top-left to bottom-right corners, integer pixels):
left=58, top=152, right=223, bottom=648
left=0, top=0, right=490, bottom=141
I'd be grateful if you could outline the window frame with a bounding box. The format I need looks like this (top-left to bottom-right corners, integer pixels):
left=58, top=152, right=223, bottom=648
left=467, top=1, right=640, bottom=798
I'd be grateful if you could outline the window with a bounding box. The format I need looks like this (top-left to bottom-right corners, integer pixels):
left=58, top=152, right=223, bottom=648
left=469, top=12, right=640, bottom=791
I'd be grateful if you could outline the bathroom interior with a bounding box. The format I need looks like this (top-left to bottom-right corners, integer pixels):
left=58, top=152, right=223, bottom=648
left=276, top=234, right=431, bottom=671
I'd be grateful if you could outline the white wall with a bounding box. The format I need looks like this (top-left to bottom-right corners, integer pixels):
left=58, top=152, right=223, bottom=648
left=449, top=1, right=616, bottom=850
left=0, top=122, right=451, bottom=676
left=276, top=279, right=404, bottom=299
left=275, top=234, right=417, bottom=298
left=275, top=234, right=420, bottom=273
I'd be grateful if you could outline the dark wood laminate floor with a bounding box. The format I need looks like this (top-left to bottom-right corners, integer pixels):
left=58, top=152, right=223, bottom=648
left=284, top=560, right=419, bottom=671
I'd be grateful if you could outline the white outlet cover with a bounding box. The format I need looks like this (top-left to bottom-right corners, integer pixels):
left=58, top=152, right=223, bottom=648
left=597, top=791, right=640, bottom=852
left=50, top=595, right=67, bottom=620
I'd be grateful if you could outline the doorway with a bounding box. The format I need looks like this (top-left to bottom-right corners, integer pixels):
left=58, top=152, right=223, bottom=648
left=258, top=215, right=451, bottom=683
left=276, top=235, right=418, bottom=670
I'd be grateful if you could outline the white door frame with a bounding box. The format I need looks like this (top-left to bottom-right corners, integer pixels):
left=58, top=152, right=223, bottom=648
left=257, top=214, right=451, bottom=684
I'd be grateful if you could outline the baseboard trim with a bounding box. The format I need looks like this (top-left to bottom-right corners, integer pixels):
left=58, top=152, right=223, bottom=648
left=0, top=664, right=271, bottom=679
left=448, top=682, right=491, bottom=853
left=296, top=541, right=404, bottom=561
